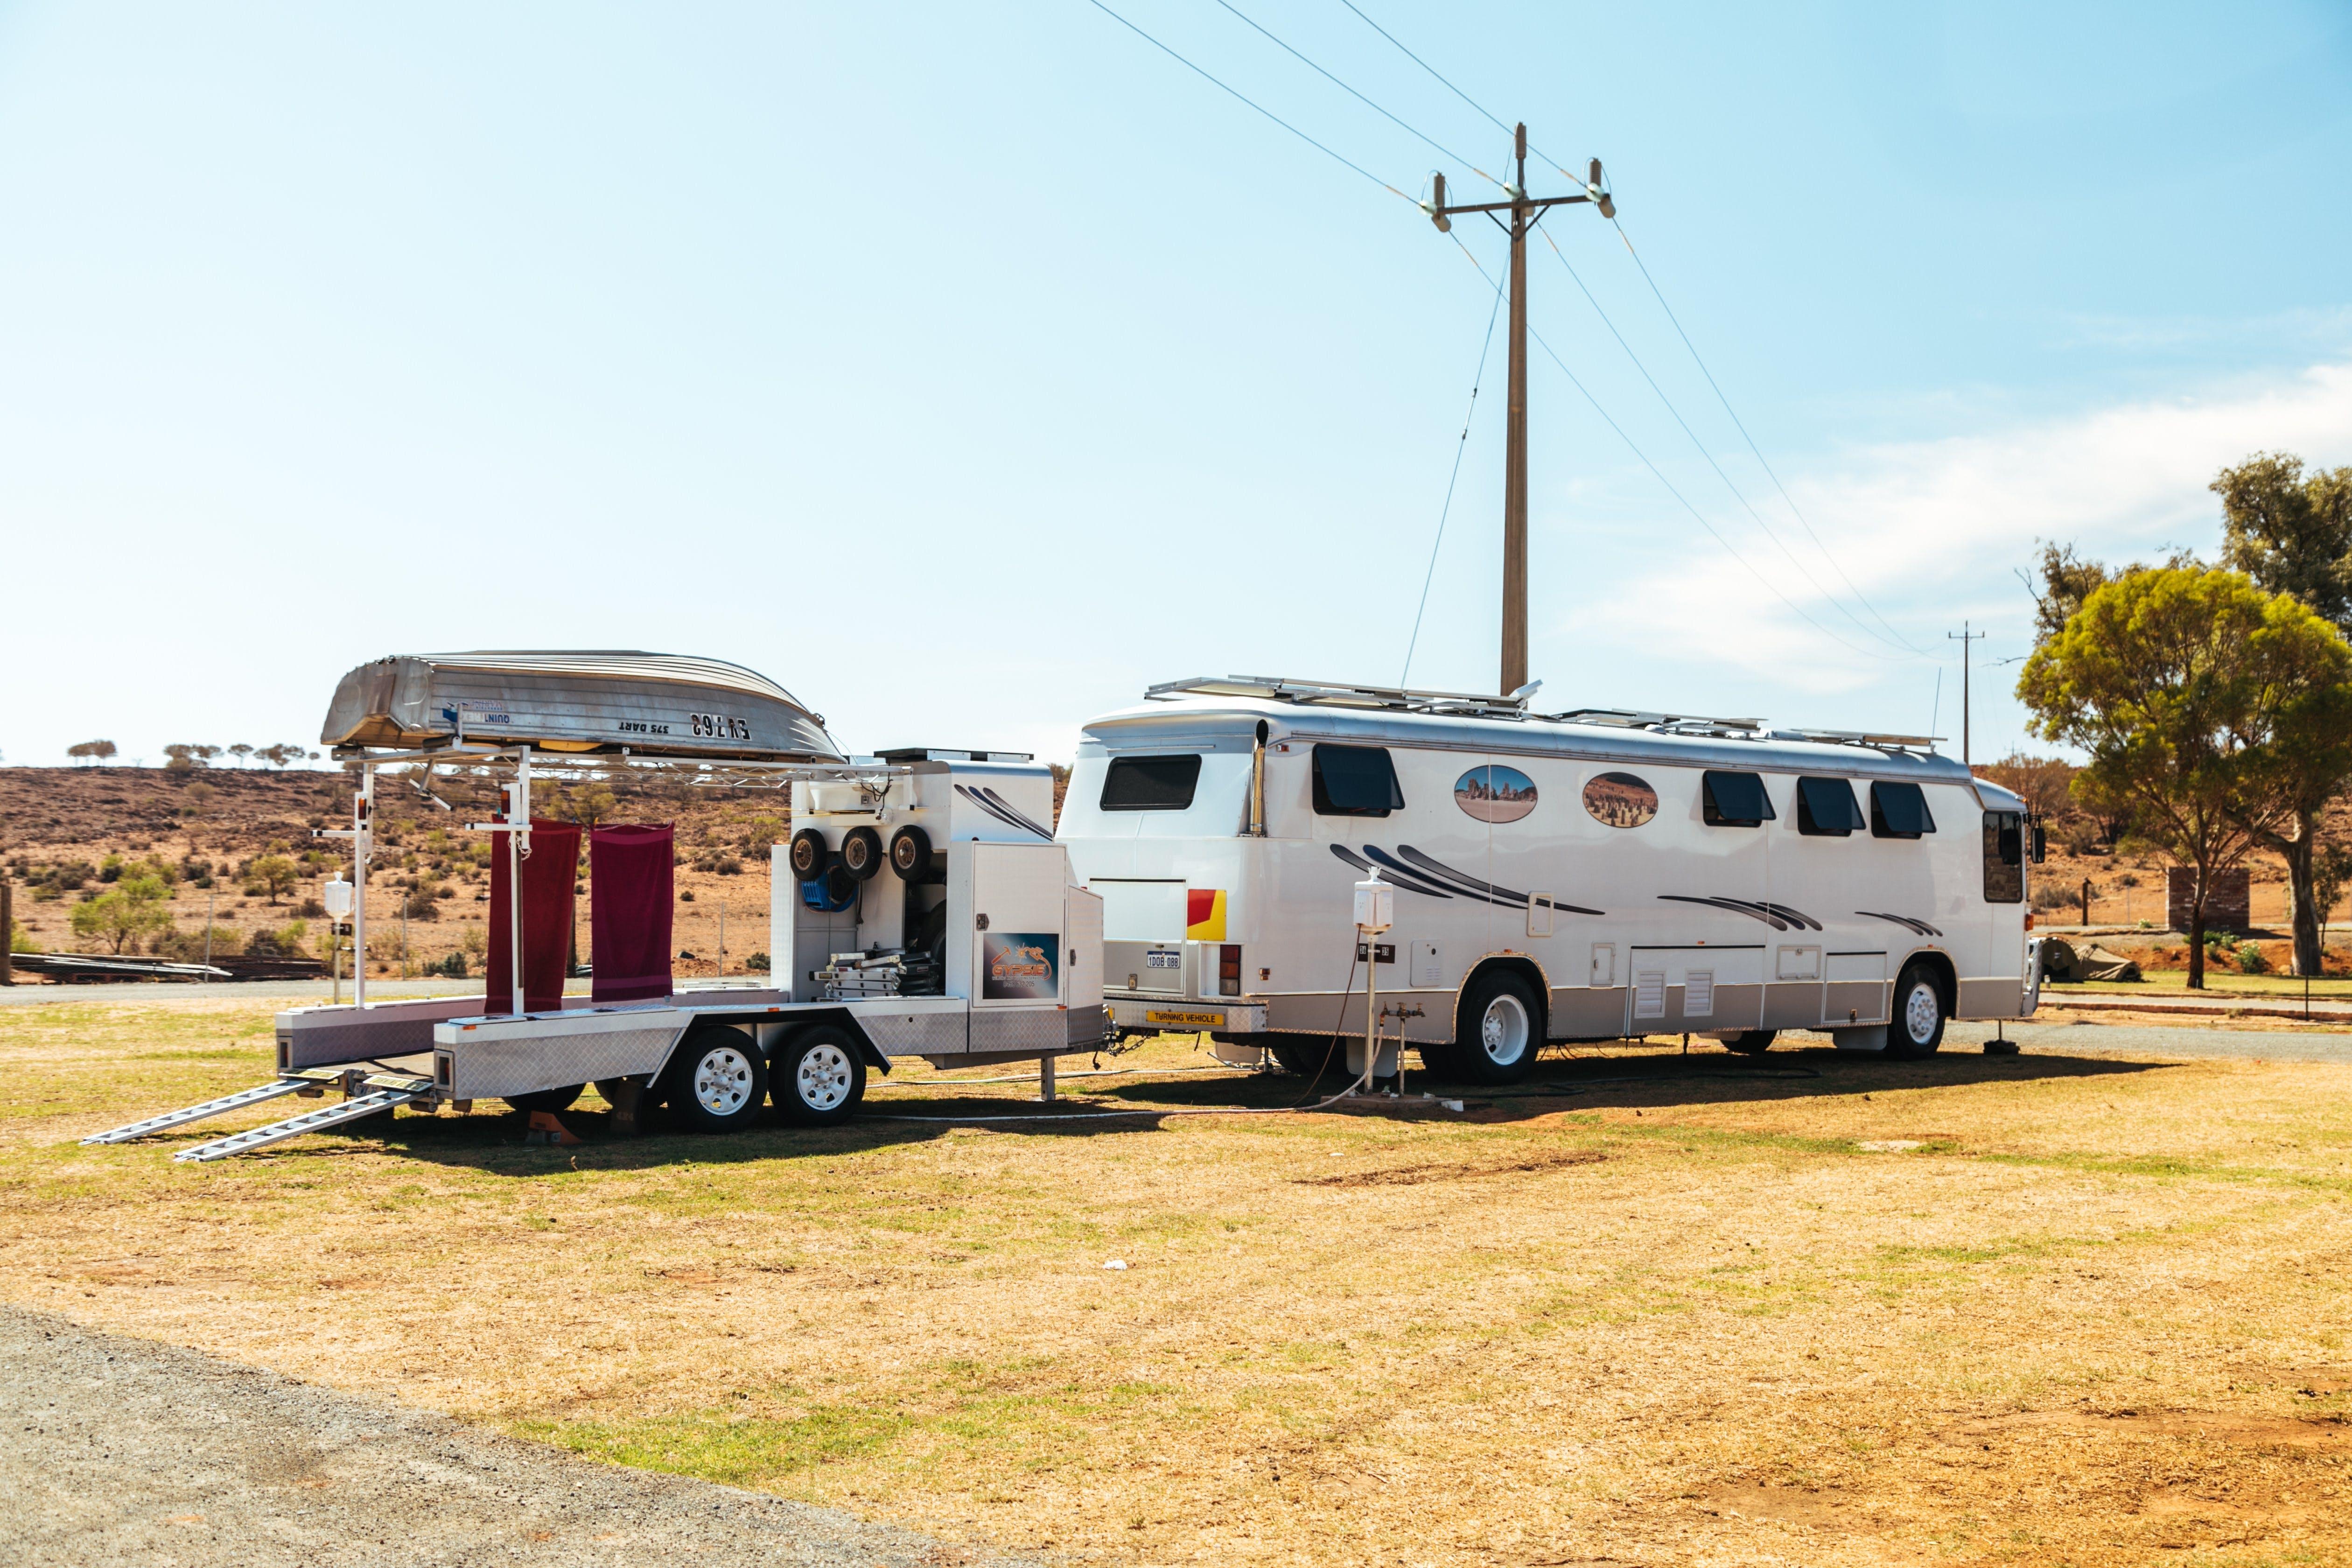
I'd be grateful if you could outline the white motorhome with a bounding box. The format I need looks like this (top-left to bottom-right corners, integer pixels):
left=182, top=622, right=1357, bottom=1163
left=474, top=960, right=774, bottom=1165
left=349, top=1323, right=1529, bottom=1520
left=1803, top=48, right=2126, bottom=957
left=1058, top=676, right=2043, bottom=1082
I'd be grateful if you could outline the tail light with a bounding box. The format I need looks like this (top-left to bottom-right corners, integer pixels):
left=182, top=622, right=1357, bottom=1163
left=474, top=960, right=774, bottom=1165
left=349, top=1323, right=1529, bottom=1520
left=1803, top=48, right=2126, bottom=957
left=1218, top=944, right=1243, bottom=997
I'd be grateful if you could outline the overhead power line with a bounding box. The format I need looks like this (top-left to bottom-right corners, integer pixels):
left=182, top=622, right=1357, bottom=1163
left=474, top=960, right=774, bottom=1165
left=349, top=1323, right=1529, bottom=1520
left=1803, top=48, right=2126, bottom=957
left=1447, top=248, right=1903, bottom=664
left=1609, top=217, right=1924, bottom=653
left=1403, top=239, right=1511, bottom=686
left=1333, top=0, right=1517, bottom=143
left=1539, top=227, right=1916, bottom=658
left=1208, top=0, right=1503, bottom=190
left=1335, top=0, right=1923, bottom=658
left=1084, top=0, right=1410, bottom=200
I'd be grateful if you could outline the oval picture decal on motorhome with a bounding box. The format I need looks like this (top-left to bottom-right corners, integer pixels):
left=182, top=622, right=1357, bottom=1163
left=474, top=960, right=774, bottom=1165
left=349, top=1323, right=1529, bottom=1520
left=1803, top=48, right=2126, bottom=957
left=1583, top=771, right=1658, bottom=828
left=1454, top=765, right=1538, bottom=824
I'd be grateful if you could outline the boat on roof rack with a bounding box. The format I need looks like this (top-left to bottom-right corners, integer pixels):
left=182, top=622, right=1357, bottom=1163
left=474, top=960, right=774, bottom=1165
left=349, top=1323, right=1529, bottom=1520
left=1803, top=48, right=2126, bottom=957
left=321, top=651, right=843, bottom=763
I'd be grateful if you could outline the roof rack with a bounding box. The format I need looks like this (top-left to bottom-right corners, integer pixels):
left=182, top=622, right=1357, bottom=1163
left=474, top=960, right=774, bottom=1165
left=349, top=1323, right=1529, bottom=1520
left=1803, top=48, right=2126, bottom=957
left=1777, top=727, right=1943, bottom=752
left=1546, top=707, right=1763, bottom=738
left=1143, top=678, right=1944, bottom=753
left=1145, top=674, right=1534, bottom=720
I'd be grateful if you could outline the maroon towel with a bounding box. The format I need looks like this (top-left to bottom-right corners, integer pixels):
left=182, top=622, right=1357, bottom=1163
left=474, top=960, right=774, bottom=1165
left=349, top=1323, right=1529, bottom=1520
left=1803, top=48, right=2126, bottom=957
left=486, top=819, right=581, bottom=1015
left=591, top=824, right=674, bottom=1003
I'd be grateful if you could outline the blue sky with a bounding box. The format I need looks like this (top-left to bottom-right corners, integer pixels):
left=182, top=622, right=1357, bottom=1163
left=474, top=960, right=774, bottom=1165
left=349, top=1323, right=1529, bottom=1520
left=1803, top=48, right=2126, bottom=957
left=2, top=1, right=2347, bottom=769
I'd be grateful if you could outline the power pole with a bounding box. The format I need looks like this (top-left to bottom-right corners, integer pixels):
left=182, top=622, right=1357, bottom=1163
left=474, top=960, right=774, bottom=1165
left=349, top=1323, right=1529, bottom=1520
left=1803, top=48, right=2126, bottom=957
left=1948, top=622, right=1986, bottom=766
left=1425, top=126, right=1612, bottom=697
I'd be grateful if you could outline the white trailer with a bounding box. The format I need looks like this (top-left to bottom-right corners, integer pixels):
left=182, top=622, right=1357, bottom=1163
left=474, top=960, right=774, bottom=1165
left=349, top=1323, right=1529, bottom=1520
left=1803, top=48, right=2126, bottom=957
left=1057, top=676, right=2046, bottom=1084
left=88, top=653, right=1106, bottom=1160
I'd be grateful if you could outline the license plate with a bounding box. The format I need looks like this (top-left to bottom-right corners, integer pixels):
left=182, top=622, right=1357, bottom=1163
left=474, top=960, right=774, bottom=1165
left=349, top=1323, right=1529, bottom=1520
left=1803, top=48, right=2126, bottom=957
left=1145, top=950, right=1181, bottom=969
left=1144, top=1009, right=1223, bottom=1028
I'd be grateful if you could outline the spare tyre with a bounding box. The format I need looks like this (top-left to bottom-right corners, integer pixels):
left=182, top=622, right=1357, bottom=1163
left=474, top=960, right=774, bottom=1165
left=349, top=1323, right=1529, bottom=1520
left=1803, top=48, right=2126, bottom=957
left=888, top=825, right=933, bottom=881
left=787, top=828, right=828, bottom=882
left=840, top=826, right=885, bottom=881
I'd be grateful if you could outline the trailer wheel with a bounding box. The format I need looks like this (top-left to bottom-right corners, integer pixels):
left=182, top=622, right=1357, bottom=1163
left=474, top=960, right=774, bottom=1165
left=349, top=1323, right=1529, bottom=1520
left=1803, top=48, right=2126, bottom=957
left=788, top=829, right=828, bottom=882
left=504, top=1084, right=586, bottom=1113
left=665, top=1028, right=769, bottom=1133
left=840, top=826, right=885, bottom=881
left=888, top=825, right=933, bottom=881
left=772, top=1027, right=867, bottom=1125
left=1887, top=963, right=1947, bottom=1059
left=1455, top=971, right=1541, bottom=1085
left=1724, top=1030, right=1777, bottom=1057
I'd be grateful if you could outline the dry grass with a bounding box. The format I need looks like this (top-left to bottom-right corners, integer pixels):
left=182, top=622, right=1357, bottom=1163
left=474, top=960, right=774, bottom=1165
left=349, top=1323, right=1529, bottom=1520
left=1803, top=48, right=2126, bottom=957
left=4, top=1000, right=2351, bottom=1566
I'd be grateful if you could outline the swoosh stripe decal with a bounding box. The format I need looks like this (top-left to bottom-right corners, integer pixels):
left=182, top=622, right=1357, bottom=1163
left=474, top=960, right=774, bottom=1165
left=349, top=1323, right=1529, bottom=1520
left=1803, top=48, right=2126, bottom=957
left=956, top=784, right=1052, bottom=840
left=1388, top=844, right=1606, bottom=916
left=1659, top=895, right=1788, bottom=930
left=1330, top=843, right=1455, bottom=899
left=977, top=786, right=1055, bottom=840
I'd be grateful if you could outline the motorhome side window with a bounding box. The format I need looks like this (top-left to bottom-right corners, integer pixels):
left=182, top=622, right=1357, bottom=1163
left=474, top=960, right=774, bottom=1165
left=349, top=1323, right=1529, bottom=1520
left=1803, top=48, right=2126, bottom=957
left=1794, top=776, right=1866, bottom=836
left=1312, top=744, right=1404, bottom=817
left=1701, top=770, right=1774, bottom=827
left=1099, top=754, right=1202, bottom=812
left=1870, top=781, right=1937, bottom=839
left=1983, top=811, right=2024, bottom=903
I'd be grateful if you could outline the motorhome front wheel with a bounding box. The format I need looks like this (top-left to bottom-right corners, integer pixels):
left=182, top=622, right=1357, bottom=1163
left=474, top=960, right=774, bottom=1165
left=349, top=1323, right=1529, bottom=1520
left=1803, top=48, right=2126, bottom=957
left=666, top=1028, right=770, bottom=1133
left=1887, top=963, right=1948, bottom=1059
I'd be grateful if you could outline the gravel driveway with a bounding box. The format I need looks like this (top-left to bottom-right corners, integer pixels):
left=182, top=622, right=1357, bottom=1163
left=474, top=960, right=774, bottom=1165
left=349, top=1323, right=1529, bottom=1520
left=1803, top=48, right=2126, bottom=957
left=0, top=1306, right=1029, bottom=1568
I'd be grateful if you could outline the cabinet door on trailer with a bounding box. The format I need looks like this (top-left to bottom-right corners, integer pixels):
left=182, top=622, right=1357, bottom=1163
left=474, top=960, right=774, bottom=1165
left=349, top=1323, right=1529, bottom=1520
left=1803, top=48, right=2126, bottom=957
left=965, top=842, right=1071, bottom=1008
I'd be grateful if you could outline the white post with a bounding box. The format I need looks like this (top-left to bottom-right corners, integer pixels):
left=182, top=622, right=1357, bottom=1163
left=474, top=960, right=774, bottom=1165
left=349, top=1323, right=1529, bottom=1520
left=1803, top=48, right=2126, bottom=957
left=354, top=765, right=373, bottom=1008
left=508, top=748, right=532, bottom=1017
left=204, top=887, right=214, bottom=969
left=1040, top=1054, right=1056, bottom=1102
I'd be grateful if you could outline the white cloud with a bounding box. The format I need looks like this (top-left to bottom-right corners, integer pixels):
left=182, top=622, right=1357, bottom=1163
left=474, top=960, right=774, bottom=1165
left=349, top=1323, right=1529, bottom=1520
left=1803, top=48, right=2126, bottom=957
left=1582, top=359, right=2352, bottom=681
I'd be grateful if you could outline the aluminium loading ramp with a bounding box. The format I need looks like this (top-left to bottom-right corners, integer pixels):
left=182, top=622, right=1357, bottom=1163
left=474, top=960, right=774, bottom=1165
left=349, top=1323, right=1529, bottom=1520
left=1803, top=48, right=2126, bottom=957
left=80, top=1069, right=343, bottom=1145
left=173, top=1073, right=435, bottom=1163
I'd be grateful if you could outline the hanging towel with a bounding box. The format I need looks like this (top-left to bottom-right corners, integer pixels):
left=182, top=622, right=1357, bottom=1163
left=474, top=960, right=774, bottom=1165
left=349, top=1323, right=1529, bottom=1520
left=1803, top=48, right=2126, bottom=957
left=486, top=819, right=581, bottom=1015
left=591, top=824, right=675, bottom=1002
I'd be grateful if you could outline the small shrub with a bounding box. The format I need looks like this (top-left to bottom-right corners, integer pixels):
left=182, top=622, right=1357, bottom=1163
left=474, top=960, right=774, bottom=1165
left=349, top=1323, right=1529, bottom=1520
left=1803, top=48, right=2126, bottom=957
left=427, top=950, right=468, bottom=979
left=2236, top=944, right=2269, bottom=974
left=747, top=951, right=770, bottom=973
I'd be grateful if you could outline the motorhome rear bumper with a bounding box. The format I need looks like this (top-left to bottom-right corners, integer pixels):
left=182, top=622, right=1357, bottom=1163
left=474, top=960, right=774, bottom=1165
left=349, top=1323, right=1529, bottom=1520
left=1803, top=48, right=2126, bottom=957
left=1106, top=994, right=1268, bottom=1033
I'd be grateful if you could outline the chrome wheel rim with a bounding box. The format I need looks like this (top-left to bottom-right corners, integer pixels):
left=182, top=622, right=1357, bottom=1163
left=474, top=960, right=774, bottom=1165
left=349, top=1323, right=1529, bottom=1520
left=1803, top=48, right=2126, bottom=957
left=1904, top=982, right=1939, bottom=1044
left=692, top=1046, right=756, bottom=1115
left=796, top=1044, right=854, bottom=1112
left=1480, top=994, right=1531, bottom=1065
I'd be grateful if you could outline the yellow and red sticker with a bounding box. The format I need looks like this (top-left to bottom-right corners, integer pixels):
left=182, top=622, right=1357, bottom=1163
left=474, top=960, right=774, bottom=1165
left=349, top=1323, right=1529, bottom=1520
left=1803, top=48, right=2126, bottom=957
left=1185, top=888, right=1227, bottom=941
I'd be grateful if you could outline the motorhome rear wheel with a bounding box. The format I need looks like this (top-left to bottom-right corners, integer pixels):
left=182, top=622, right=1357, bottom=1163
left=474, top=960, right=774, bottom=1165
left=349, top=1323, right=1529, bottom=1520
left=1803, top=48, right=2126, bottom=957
left=665, top=1027, right=770, bottom=1132
left=1456, top=971, right=1542, bottom=1085
left=504, top=1083, right=586, bottom=1114
left=1267, top=1037, right=1340, bottom=1079
left=772, top=1026, right=867, bottom=1125
left=840, top=826, right=885, bottom=881
left=1724, top=1030, right=1778, bottom=1057
left=1886, top=962, right=1948, bottom=1059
